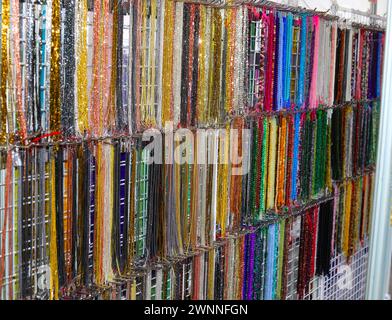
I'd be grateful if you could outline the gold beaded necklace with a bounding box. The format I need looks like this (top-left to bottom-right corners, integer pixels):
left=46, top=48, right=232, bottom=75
left=76, top=0, right=89, bottom=134
left=162, top=0, right=175, bottom=124
left=49, top=156, right=59, bottom=300
left=49, top=0, right=61, bottom=138
left=0, top=0, right=10, bottom=144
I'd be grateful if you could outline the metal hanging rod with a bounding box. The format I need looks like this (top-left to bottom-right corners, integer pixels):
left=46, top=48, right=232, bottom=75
left=335, top=4, right=386, bottom=21
left=331, top=3, right=387, bottom=29
left=172, top=0, right=386, bottom=28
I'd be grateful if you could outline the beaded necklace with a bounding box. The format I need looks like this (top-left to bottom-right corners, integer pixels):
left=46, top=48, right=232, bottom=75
left=258, top=9, right=268, bottom=112
left=264, top=10, right=275, bottom=112
left=208, top=9, right=223, bottom=125
left=299, top=113, right=311, bottom=201
left=112, top=144, right=121, bottom=273
left=224, top=9, right=236, bottom=115
left=49, top=152, right=59, bottom=299
left=61, top=1, right=76, bottom=137
left=180, top=4, right=191, bottom=127
left=94, top=144, right=103, bottom=284
left=10, top=0, right=27, bottom=142
left=90, top=0, right=103, bottom=136
left=342, top=180, right=352, bottom=257
left=192, top=254, right=200, bottom=299
left=131, top=0, right=143, bottom=131
left=276, top=220, right=286, bottom=299
left=315, top=200, right=334, bottom=275
left=241, top=121, right=252, bottom=225
left=209, top=131, right=219, bottom=244
left=111, top=1, right=123, bottom=133
left=297, top=206, right=318, bottom=299
left=207, top=249, right=215, bottom=299
left=290, top=18, right=300, bottom=105
left=351, top=29, right=359, bottom=101
left=237, top=236, right=245, bottom=299
left=276, top=13, right=284, bottom=111
left=50, top=0, right=61, bottom=136
left=264, top=223, right=277, bottom=300
left=222, top=241, right=231, bottom=300
left=234, top=6, right=247, bottom=114
left=313, top=110, right=328, bottom=196
left=196, top=5, right=210, bottom=126
left=329, top=21, right=337, bottom=106
left=76, top=144, right=91, bottom=285
left=55, top=148, right=66, bottom=289
left=0, top=0, right=10, bottom=144
left=145, top=0, right=159, bottom=128
left=276, top=116, right=287, bottom=209
left=186, top=150, right=196, bottom=252
left=162, top=0, right=175, bottom=125
left=331, top=108, right=342, bottom=180
left=368, top=33, right=378, bottom=99
left=353, top=104, right=361, bottom=175
left=343, top=107, right=353, bottom=179
left=173, top=2, right=183, bottom=126
left=337, top=183, right=345, bottom=253
left=297, top=14, right=307, bottom=109
left=362, top=32, right=370, bottom=101
left=147, top=160, right=164, bottom=258
left=64, top=147, right=77, bottom=283
left=280, top=220, right=291, bottom=300
left=303, top=16, right=312, bottom=109
left=375, top=32, right=383, bottom=98
left=363, top=173, right=374, bottom=241
left=335, top=28, right=345, bottom=104
left=247, top=7, right=262, bottom=110
left=343, top=29, right=353, bottom=102
left=95, top=143, right=115, bottom=284
left=190, top=5, right=200, bottom=127
left=259, top=118, right=268, bottom=219
left=284, top=14, right=293, bottom=109
left=25, top=2, right=37, bottom=135
left=351, top=30, right=362, bottom=100
left=217, top=126, right=230, bottom=236
left=316, top=19, right=325, bottom=105
left=245, top=232, right=256, bottom=299
left=326, top=110, right=333, bottom=191
left=355, top=29, right=364, bottom=101
left=285, top=115, right=294, bottom=204
left=308, top=16, right=320, bottom=110
left=251, top=228, right=265, bottom=300
left=248, top=120, right=258, bottom=224
left=291, top=113, right=300, bottom=202
left=309, top=111, right=317, bottom=197
left=215, top=246, right=225, bottom=299
left=364, top=104, right=371, bottom=171
left=166, top=148, right=178, bottom=256
left=348, top=178, right=362, bottom=258
left=76, top=0, right=89, bottom=134
left=115, top=145, right=131, bottom=274
left=253, top=119, right=263, bottom=223
left=230, top=118, right=243, bottom=229
left=39, top=148, right=50, bottom=298
left=266, top=117, right=277, bottom=210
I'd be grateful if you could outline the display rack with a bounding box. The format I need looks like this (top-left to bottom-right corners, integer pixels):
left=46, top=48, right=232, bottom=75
left=0, top=0, right=388, bottom=300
